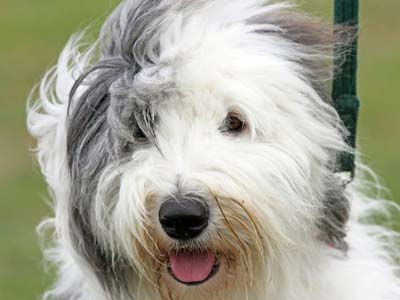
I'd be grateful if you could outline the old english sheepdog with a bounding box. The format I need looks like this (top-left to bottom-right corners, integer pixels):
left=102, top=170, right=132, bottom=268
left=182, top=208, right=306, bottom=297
left=27, top=0, right=400, bottom=299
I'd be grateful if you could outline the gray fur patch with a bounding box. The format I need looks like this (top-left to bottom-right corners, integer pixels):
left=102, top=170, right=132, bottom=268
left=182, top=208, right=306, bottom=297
left=319, top=175, right=350, bottom=251
left=99, top=0, right=174, bottom=66
left=65, top=0, right=176, bottom=298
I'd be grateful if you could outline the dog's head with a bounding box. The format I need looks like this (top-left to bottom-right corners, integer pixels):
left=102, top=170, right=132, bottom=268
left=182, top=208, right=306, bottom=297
left=29, top=1, right=352, bottom=299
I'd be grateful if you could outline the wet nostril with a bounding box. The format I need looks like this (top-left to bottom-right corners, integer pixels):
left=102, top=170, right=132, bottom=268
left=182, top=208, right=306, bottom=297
left=159, top=217, right=175, bottom=229
left=158, top=197, right=209, bottom=241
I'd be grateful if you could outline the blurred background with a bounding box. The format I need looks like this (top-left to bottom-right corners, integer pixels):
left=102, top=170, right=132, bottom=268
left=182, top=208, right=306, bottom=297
left=0, top=0, right=398, bottom=299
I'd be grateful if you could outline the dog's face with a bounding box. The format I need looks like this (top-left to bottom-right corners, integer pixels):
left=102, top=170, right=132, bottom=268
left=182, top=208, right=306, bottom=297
left=30, top=1, right=352, bottom=299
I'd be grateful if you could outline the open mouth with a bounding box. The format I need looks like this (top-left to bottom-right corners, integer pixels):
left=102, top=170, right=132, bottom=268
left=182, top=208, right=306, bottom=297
left=167, top=251, right=220, bottom=286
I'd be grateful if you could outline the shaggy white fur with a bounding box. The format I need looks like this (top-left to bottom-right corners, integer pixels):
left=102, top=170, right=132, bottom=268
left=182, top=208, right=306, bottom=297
left=27, top=1, right=400, bottom=300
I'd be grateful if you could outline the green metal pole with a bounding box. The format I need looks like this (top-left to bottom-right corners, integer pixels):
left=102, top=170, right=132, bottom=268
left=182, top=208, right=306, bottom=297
left=332, top=0, right=360, bottom=180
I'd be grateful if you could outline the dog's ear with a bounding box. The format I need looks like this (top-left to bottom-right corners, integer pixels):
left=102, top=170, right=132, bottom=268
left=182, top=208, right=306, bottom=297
left=250, top=11, right=353, bottom=250
left=251, top=10, right=352, bottom=242
left=27, top=35, right=140, bottom=299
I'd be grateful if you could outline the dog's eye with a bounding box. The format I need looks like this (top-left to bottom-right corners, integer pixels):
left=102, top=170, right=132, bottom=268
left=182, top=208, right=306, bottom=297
left=223, top=113, right=246, bottom=134
left=133, top=126, right=147, bottom=141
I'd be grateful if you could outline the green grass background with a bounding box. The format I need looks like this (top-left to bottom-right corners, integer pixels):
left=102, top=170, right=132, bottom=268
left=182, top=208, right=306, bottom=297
left=0, top=1, right=398, bottom=299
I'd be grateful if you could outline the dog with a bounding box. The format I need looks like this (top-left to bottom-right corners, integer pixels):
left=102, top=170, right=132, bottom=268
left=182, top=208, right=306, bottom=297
left=27, top=0, right=400, bottom=299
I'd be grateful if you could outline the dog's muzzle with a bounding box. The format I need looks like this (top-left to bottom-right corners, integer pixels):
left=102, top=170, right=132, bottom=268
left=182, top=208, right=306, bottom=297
left=158, top=196, right=219, bottom=285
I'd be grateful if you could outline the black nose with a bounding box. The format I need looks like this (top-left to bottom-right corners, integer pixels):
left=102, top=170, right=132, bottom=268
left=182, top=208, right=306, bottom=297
left=159, top=197, right=209, bottom=240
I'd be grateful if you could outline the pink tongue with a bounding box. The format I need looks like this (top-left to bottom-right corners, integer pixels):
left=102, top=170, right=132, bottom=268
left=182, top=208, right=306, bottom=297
left=169, top=252, right=216, bottom=283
